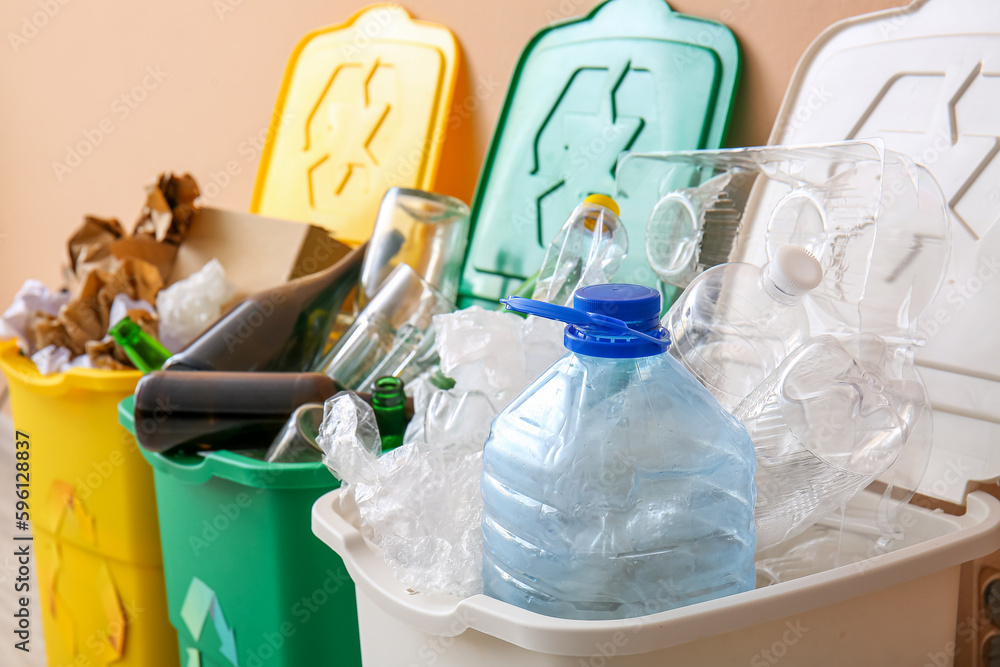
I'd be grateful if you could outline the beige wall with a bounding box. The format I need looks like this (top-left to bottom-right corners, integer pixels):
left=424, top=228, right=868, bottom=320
left=0, top=0, right=907, bottom=308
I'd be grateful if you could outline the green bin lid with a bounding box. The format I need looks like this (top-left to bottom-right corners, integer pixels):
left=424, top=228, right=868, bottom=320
left=458, top=0, right=740, bottom=308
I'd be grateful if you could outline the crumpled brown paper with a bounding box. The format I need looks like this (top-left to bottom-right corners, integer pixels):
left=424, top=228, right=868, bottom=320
left=132, top=173, right=200, bottom=244
left=128, top=308, right=160, bottom=340
left=64, top=172, right=200, bottom=285
left=30, top=258, right=164, bottom=359
left=25, top=312, right=82, bottom=356
left=67, top=216, right=125, bottom=278
left=28, top=172, right=200, bottom=367
left=85, top=339, right=131, bottom=371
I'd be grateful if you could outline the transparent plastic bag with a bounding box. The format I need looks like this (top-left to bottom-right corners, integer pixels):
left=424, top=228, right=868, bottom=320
left=316, top=391, right=483, bottom=597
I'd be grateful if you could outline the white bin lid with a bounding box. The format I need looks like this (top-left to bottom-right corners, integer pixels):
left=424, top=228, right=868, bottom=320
left=739, top=0, right=1000, bottom=505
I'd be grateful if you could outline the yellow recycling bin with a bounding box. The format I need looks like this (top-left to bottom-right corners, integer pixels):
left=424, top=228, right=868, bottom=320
left=0, top=340, right=176, bottom=667
left=251, top=4, right=460, bottom=246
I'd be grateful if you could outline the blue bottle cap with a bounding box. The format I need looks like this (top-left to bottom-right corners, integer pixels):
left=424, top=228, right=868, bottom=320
left=573, top=284, right=662, bottom=331
left=501, top=284, right=669, bottom=359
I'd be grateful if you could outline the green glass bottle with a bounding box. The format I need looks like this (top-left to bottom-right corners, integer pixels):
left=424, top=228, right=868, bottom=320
left=372, top=376, right=407, bottom=451
left=109, top=316, right=171, bottom=373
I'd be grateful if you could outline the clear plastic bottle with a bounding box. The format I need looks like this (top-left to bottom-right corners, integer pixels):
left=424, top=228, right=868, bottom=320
left=481, top=284, right=757, bottom=620
left=664, top=245, right=822, bottom=411
left=531, top=194, right=628, bottom=307
left=735, top=333, right=917, bottom=551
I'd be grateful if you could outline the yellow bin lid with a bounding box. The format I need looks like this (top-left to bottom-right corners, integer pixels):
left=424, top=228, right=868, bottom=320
left=251, top=4, right=460, bottom=247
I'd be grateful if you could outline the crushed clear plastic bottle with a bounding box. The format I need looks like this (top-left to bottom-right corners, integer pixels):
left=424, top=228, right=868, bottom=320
left=481, top=284, right=757, bottom=620
left=665, top=245, right=823, bottom=411
left=531, top=194, right=628, bottom=307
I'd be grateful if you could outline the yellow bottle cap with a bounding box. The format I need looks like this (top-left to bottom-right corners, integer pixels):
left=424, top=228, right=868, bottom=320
left=584, top=194, right=620, bottom=217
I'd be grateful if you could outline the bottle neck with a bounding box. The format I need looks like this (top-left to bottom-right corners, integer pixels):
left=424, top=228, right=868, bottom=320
left=123, top=340, right=171, bottom=373
left=111, top=320, right=171, bottom=373
left=372, top=377, right=407, bottom=411
left=758, top=263, right=804, bottom=307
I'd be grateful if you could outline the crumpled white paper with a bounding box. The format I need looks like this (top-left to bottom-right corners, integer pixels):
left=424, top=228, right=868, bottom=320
left=29, top=345, right=94, bottom=375
left=0, top=279, right=71, bottom=349
left=156, top=258, right=235, bottom=352
left=108, top=294, right=156, bottom=330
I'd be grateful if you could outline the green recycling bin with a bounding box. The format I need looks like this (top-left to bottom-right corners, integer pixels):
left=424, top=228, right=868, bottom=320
left=118, top=397, right=361, bottom=667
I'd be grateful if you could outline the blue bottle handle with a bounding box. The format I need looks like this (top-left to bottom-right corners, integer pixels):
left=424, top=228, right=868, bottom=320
left=501, top=296, right=669, bottom=349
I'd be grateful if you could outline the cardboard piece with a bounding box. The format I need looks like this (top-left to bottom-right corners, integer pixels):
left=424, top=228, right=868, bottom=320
left=19, top=173, right=349, bottom=371
left=169, top=207, right=351, bottom=299
left=110, top=235, right=178, bottom=284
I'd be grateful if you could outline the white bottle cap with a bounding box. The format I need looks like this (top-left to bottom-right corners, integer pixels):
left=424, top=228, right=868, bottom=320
left=767, top=245, right=822, bottom=298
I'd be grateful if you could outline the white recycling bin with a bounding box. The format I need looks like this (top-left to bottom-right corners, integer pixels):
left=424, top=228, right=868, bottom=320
left=312, top=488, right=1000, bottom=666
left=312, top=0, right=1000, bottom=664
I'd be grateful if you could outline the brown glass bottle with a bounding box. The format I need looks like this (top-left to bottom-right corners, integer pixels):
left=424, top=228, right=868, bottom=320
left=163, top=242, right=367, bottom=372
left=133, top=371, right=339, bottom=453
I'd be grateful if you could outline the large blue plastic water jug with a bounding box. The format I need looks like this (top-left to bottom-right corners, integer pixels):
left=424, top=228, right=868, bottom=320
left=481, top=284, right=757, bottom=620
